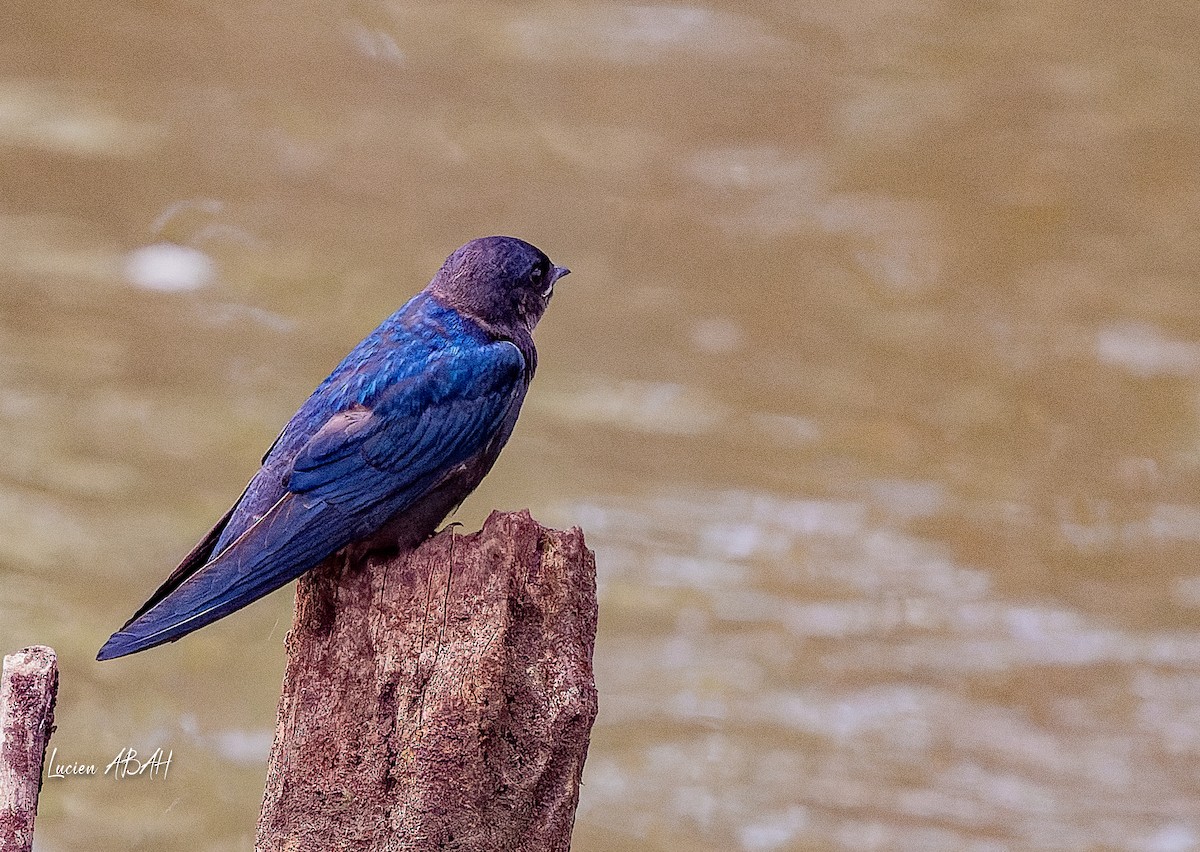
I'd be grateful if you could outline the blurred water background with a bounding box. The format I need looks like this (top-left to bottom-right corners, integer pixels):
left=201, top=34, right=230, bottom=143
left=2, top=1, right=1200, bottom=850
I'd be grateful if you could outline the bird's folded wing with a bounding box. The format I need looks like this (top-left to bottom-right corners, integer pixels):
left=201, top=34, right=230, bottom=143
left=287, top=342, right=524, bottom=506
left=97, top=341, right=526, bottom=660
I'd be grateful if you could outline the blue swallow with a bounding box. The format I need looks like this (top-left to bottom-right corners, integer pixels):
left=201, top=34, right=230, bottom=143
left=98, top=236, right=568, bottom=660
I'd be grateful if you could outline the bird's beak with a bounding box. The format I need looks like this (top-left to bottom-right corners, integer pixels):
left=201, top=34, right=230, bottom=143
left=551, top=265, right=571, bottom=283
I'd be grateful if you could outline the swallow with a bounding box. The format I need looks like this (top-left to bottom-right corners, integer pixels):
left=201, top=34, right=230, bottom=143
left=98, top=236, right=568, bottom=660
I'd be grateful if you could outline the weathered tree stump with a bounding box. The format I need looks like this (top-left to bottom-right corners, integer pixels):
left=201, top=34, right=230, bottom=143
left=256, top=510, right=598, bottom=852
left=0, top=646, right=58, bottom=852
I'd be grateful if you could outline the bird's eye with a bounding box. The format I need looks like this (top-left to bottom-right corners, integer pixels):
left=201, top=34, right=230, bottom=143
left=531, top=265, right=554, bottom=298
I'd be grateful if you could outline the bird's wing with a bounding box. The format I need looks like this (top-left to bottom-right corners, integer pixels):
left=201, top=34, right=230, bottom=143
left=97, top=341, right=526, bottom=660
left=286, top=348, right=522, bottom=508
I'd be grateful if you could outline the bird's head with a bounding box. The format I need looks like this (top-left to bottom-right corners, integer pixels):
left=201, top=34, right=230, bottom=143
left=429, top=236, right=569, bottom=336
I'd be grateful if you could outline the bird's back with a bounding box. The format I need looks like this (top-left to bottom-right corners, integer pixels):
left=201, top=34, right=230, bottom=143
left=212, top=292, right=497, bottom=556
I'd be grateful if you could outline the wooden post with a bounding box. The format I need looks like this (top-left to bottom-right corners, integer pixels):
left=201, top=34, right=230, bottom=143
left=256, top=510, right=598, bottom=852
left=0, top=646, right=58, bottom=852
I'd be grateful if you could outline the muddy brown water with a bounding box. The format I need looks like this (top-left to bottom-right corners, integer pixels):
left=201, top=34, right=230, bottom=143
left=2, top=2, right=1199, bottom=849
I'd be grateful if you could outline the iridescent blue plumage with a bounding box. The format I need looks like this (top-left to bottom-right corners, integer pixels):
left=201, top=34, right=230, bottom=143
left=98, top=237, right=568, bottom=660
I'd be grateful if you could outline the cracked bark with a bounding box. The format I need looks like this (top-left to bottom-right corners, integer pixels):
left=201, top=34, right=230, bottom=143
left=256, top=510, right=598, bottom=852
left=0, top=646, right=58, bottom=852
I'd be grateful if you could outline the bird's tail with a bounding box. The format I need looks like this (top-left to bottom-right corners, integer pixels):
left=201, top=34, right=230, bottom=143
left=97, top=495, right=345, bottom=660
